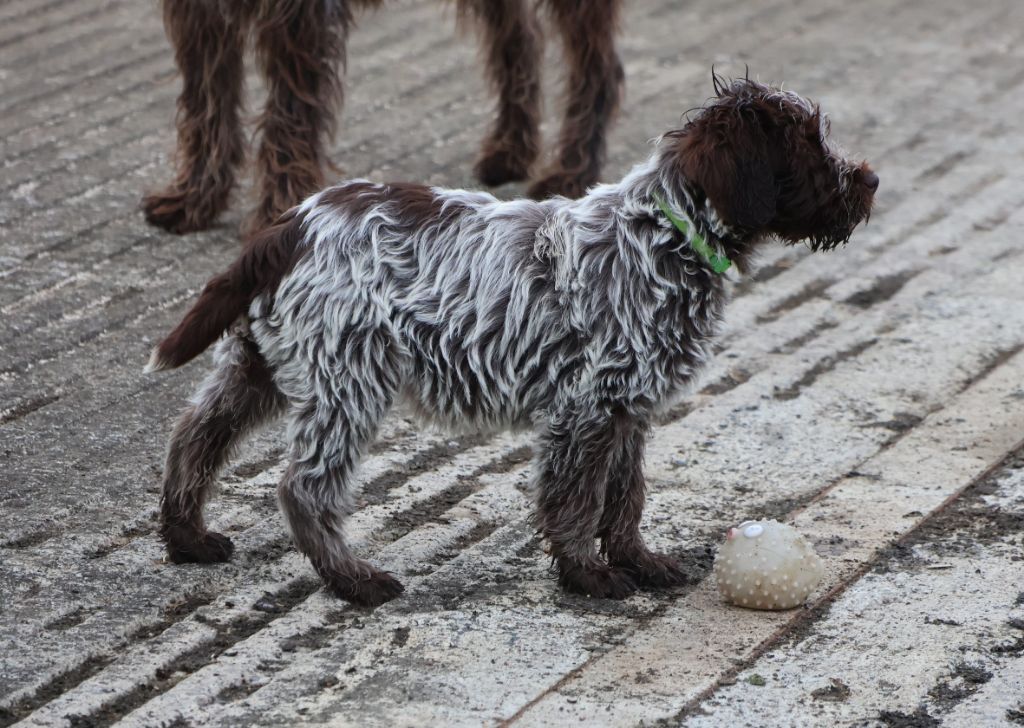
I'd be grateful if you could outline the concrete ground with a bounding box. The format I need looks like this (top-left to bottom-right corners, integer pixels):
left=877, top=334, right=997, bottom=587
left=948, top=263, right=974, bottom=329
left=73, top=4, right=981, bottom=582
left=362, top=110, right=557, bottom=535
left=2, top=0, right=1023, bottom=725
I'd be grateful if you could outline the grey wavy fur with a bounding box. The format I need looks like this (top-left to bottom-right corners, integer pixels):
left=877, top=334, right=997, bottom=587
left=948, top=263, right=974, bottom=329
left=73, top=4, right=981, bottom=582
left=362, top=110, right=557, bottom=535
left=152, top=79, right=878, bottom=607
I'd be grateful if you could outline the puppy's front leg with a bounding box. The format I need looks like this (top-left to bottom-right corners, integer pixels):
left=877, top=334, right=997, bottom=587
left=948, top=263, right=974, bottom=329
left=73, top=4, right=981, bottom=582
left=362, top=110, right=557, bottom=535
left=599, top=423, right=688, bottom=589
left=534, top=404, right=638, bottom=599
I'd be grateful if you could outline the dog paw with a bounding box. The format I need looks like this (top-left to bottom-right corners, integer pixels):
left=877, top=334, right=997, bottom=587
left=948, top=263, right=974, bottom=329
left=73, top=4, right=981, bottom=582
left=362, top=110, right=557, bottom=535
left=165, top=530, right=235, bottom=564
left=616, top=550, right=690, bottom=590
left=475, top=145, right=533, bottom=187
left=325, top=568, right=405, bottom=608
left=558, top=560, right=638, bottom=600
left=142, top=187, right=217, bottom=234
left=527, top=170, right=589, bottom=200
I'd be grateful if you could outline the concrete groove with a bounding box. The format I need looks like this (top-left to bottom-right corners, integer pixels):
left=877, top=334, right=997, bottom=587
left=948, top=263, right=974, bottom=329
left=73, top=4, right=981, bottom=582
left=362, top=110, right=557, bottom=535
left=0, top=592, right=217, bottom=728
left=770, top=320, right=840, bottom=356
left=841, top=270, right=921, bottom=309
left=914, top=148, right=976, bottom=184
left=10, top=511, right=450, bottom=724
left=772, top=338, right=879, bottom=401
left=17, top=480, right=534, bottom=726
left=956, top=343, right=1024, bottom=395
left=42, top=606, right=98, bottom=633
left=0, top=0, right=128, bottom=48
left=668, top=441, right=1024, bottom=725
left=0, top=393, right=61, bottom=426
left=0, top=45, right=169, bottom=118
left=0, top=655, right=118, bottom=728
left=0, top=0, right=87, bottom=27
left=755, top=278, right=835, bottom=324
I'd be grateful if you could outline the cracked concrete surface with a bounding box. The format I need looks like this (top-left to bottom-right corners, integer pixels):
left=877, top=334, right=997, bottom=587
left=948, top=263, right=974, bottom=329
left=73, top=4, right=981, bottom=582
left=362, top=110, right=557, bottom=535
left=2, top=0, right=1024, bottom=725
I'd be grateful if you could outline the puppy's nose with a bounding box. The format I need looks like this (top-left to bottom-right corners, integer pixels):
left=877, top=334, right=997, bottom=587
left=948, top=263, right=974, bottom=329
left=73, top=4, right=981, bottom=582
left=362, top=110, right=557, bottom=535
left=862, top=170, right=879, bottom=192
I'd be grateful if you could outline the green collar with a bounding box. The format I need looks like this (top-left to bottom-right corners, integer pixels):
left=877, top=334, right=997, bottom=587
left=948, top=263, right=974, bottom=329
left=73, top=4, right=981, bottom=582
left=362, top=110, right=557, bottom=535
left=653, top=193, right=732, bottom=274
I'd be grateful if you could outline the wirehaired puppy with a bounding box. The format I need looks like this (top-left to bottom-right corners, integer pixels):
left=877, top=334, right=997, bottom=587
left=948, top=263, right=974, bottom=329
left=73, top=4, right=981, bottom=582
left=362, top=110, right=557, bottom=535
left=141, top=0, right=623, bottom=236
left=147, top=78, right=877, bottom=606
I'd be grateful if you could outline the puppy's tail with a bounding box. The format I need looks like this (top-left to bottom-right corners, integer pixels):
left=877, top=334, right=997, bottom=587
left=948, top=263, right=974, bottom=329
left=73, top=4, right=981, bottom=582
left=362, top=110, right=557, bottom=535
left=145, top=210, right=307, bottom=372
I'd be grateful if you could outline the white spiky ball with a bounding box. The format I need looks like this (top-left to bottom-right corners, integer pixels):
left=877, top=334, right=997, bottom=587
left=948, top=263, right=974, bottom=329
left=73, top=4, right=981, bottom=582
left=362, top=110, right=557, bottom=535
left=714, top=519, right=823, bottom=610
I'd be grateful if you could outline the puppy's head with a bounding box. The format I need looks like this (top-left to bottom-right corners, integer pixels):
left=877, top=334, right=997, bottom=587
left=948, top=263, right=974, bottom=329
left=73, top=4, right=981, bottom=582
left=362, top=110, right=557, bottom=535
left=667, top=75, right=877, bottom=251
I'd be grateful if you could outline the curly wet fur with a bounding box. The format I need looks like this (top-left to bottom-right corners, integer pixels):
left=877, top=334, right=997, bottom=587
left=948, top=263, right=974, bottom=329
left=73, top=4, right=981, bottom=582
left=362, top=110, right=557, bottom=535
left=149, top=79, right=877, bottom=606
left=143, top=0, right=623, bottom=237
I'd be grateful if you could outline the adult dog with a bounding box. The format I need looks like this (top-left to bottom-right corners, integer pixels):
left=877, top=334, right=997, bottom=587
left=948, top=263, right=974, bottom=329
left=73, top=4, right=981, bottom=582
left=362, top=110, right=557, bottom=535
left=142, top=0, right=624, bottom=235
left=147, top=78, right=878, bottom=606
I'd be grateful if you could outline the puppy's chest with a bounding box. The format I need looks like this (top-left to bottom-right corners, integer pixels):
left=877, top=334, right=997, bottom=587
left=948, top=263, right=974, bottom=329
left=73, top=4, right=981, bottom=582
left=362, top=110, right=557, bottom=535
left=648, top=282, right=727, bottom=389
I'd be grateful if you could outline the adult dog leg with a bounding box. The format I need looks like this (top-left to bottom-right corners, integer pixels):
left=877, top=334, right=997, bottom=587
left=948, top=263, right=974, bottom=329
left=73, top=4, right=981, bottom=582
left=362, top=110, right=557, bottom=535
left=143, top=0, right=246, bottom=234
left=460, top=0, right=543, bottom=187
left=598, top=422, right=688, bottom=589
left=249, top=1, right=351, bottom=235
left=534, top=404, right=638, bottom=598
left=530, top=0, right=623, bottom=199
left=276, top=325, right=404, bottom=607
left=160, top=336, right=285, bottom=563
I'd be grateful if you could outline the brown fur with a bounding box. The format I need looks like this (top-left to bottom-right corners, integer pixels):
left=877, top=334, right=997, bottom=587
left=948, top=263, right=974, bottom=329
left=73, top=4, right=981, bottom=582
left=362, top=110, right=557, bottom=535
left=143, top=0, right=623, bottom=237
left=672, top=78, right=876, bottom=265
left=148, top=209, right=308, bottom=371
left=466, top=0, right=544, bottom=187
left=248, top=0, right=355, bottom=238
left=141, top=1, right=246, bottom=234
left=528, top=0, right=624, bottom=200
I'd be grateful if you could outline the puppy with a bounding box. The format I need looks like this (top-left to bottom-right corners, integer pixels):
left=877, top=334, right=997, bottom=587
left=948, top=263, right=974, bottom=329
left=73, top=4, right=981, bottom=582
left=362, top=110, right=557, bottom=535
left=142, top=0, right=624, bottom=236
left=147, top=77, right=877, bottom=606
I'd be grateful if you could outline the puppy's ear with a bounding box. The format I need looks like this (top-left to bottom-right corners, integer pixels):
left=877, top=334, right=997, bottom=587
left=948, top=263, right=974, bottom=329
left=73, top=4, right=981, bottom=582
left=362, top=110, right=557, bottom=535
left=676, top=108, right=777, bottom=231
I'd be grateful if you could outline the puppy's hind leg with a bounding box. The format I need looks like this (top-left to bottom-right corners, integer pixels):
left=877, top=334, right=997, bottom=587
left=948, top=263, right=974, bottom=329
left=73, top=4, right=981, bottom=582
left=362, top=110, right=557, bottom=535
left=534, top=403, right=639, bottom=599
left=161, top=336, right=285, bottom=563
left=277, top=324, right=405, bottom=607
left=599, top=422, right=688, bottom=590
left=143, top=0, right=247, bottom=234
left=459, top=0, right=543, bottom=187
